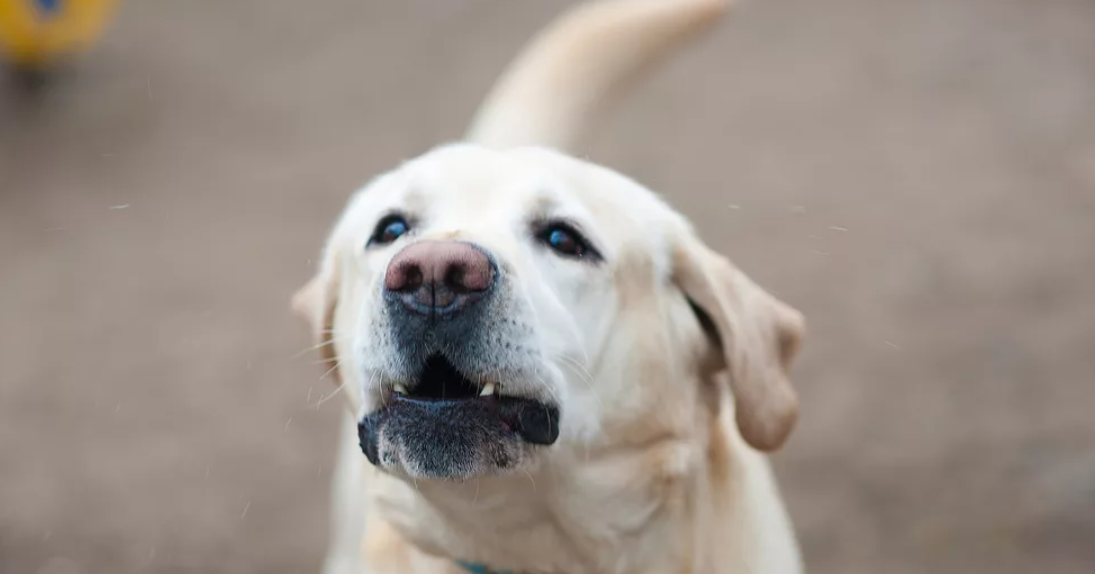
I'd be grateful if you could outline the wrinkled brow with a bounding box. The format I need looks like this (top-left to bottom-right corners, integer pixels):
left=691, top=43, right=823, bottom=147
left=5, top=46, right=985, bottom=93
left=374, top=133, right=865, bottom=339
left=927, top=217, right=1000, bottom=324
left=526, top=192, right=563, bottom=221
left=363, top=181, right=428, bottom=222
left=525, top=186, right=594, bottom=222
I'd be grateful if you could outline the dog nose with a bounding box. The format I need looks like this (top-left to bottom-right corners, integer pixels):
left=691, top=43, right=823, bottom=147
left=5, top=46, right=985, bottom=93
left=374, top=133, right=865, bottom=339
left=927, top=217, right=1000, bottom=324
left=384, top=241, right=494, bottom=315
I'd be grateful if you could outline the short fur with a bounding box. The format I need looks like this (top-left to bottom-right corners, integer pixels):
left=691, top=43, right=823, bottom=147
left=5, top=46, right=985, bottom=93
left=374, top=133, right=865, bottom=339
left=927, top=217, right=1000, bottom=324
left=294, top=1, right=806, bottom=573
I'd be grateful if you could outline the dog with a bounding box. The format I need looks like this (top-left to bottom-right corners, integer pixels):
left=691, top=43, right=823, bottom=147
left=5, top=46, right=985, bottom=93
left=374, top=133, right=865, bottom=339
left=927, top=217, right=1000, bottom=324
left=293, top=1, right=806, bottom=573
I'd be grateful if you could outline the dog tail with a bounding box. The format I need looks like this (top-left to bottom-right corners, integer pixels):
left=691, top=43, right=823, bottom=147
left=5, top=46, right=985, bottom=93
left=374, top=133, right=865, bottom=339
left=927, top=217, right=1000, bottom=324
left=465, top=0, right=731, bottom=152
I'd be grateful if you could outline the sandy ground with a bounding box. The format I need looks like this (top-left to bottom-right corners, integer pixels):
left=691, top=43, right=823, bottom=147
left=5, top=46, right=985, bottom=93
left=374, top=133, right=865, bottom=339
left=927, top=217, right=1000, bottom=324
left=2, top=0, right=1094, bottom=573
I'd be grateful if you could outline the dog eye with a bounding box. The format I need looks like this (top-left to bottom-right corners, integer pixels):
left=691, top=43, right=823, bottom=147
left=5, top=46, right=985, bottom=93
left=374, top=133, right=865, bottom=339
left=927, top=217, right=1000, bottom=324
left=537, top=222, right=595, bottom=259
left=368, top=215, right=411, bottom=247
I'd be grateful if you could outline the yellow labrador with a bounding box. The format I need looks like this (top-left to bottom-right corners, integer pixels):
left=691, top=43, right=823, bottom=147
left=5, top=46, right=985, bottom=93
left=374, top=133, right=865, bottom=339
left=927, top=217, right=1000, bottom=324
left=294, top=1, right=806, bottom=573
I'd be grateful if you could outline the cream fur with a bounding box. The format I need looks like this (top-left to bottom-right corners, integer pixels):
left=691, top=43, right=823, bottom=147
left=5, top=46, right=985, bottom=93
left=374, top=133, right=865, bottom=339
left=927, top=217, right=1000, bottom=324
left=295, top=1, right=806, bottom=573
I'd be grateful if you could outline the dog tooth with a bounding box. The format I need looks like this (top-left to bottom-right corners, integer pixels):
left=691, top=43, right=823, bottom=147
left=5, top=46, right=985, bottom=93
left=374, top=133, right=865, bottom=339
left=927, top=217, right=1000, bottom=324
left=393, top=384, right=408, bottom=395
left=480, top=382, right=496, bottom=397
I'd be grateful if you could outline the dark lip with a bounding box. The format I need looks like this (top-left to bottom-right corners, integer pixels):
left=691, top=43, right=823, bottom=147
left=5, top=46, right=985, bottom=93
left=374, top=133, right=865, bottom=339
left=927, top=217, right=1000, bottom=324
left=387, top=393, right=559, bottom=445
left=389, top=391, right=499, bottom=410
left=358, top=393, right=561, bottom=470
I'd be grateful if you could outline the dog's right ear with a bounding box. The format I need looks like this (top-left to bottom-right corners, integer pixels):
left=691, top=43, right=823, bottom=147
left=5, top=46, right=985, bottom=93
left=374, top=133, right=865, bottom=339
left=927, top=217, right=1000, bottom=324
left=292, top=255, right=340, bottom=384
left=671, top=224, right=805, bottom=452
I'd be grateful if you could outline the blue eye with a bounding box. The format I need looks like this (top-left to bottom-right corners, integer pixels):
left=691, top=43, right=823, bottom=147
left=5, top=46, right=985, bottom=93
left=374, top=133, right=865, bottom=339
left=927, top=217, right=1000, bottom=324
left=369, top=215, right=410, bottom=247
left=538, top=222, right=594, bottom=259
left=548, top=229, right=580, bottom=255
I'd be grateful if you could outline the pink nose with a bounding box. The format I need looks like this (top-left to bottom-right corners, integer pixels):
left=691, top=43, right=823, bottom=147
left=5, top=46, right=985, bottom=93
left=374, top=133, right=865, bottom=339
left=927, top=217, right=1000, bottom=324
left=384, top=241, right=494, bottom=314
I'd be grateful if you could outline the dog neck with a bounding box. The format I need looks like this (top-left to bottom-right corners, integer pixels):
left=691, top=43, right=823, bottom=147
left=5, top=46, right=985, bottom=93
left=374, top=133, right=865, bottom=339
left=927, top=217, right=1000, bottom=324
left=363, top=299, right=761, bottom=574
left=369, top=412, right=732, bottom=574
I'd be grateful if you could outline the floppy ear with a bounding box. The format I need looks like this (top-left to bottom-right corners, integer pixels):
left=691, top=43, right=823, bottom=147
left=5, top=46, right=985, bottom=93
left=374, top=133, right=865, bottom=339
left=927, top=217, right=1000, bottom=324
left=292, top=259, right=341, bottom=386
left=673, top=229, right=805, bottom=452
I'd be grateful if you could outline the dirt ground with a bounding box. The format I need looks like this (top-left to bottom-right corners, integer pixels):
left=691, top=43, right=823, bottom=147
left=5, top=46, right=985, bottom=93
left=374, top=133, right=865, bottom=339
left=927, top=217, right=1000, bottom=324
left=2, top=0, right=1093, bottom=573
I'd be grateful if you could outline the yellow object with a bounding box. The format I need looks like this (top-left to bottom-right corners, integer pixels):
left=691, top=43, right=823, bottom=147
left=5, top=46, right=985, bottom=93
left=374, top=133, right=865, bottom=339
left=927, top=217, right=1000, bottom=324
left=0, top=0, right=116, bottom=69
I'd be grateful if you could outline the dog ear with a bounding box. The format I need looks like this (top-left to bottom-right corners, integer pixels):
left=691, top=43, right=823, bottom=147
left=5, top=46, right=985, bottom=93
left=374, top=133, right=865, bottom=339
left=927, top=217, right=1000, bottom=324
left=672, top=227, right=805, bottom=452
left=292, top=253, right=341, bottom=386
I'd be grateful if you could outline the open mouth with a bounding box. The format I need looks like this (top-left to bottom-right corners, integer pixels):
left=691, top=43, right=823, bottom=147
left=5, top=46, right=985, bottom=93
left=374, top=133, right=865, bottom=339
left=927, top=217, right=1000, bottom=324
left=392, top=354, right=499, bottom=401
left=359, top=352, right=560, bottom=477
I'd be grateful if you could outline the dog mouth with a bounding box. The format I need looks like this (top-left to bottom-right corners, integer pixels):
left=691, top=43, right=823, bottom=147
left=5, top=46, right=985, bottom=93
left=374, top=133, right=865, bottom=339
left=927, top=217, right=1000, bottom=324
left=359, top=353, right=560, bottom=479
left=391, top=354, right=500, bottom=401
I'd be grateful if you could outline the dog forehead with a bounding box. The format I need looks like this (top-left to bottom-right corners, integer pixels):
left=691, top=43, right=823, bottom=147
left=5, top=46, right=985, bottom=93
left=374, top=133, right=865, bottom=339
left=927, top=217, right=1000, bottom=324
left=417, top=144, right=677, bottom=230
left=337, top=144, right=678, bottom=257
left=403, top=146, right=565, bottom=219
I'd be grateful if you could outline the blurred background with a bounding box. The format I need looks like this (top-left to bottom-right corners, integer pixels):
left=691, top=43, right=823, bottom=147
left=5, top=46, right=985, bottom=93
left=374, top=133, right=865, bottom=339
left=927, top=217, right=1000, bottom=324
left=2, top=0, right=1094, bottom=573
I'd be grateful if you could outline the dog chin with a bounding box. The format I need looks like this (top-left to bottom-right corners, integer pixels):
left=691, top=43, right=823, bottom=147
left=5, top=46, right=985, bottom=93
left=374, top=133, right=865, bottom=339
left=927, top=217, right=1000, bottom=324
left=358, top=393, right=559, bottom=481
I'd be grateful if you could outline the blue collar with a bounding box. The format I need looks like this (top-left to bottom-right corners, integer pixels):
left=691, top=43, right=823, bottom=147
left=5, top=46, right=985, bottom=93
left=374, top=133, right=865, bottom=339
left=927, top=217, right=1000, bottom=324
left=458, top=563, right=491, bottom=574
left=458, top=561, right=535, bottom=574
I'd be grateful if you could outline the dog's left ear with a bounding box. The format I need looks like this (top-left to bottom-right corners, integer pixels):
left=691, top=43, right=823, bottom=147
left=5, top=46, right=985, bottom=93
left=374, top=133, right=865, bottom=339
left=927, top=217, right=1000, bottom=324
left=672, top=226, right=805, bottom=452
left=292, top=253, right=341, bottom=385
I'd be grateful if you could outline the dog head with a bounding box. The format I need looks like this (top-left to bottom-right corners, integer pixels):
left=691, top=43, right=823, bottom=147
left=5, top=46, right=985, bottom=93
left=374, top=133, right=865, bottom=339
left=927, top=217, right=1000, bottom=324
left=294, top=144, right=804, bottom=482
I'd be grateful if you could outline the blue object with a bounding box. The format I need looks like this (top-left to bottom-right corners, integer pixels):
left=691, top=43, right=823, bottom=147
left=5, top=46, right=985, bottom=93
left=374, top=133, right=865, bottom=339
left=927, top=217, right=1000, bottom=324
left=458, top=561, right=532, bottom=574
left=34, top=0, right=62, bottom=15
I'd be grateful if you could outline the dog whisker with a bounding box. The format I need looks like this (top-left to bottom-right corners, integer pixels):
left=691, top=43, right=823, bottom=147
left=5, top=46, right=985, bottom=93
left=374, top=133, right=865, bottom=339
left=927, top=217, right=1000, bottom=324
left=316, top=381, right=347, bottom=406
left=291, top=335, right=352, bottom=359
left=531, top=369, right=564, bottom=410
left=318, top=358, right=343, bottom=383
left=552, top=354, right=603, bottom=410
left=553, top=352, right=593, bottom=380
